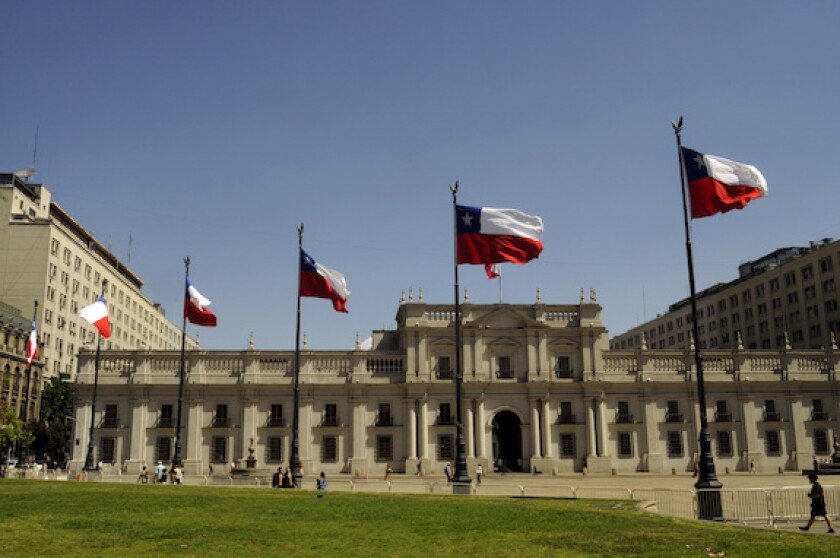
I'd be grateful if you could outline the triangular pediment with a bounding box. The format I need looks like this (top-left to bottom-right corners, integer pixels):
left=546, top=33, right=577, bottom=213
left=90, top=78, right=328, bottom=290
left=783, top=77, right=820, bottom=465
left=428, top=338, right=456, bottom=350
left=464, top=307, right=544, bottom=330
left=548, top=337, right=580, bottom=351
left=487, top=337, right=521, bottom=351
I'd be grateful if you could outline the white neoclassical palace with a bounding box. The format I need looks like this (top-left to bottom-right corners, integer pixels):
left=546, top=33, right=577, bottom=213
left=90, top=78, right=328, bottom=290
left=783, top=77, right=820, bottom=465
left=69, top=294, right=840, bottom=478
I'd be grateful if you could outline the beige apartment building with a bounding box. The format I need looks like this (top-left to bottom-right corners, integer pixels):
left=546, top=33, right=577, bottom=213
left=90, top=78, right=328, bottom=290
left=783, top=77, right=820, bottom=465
left=611, top=238, right=840, bottom=352
left=70, top=295, right=840, bottom=478
left=0, top=173, right=198, bottom=384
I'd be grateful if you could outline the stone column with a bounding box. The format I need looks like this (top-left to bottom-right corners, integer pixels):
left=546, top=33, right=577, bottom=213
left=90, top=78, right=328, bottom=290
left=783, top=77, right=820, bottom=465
left=186, top=396, right=204, bottom=475
left=350, top=393, right=368, bottom=476
left=419, top=397, right=428, bottom=459
left=126, top=395, right=149, bottom=473
left=530, top=398, right=542, bottom=458
left=476, top=397, right=486, bottom=459
left=407, top=397, right=417, bottom=459
left=642, top=395, right=663, bottom=472
left=542, top=398, right=553, bottom=458
left=788, top=395, right=810, bottom=470
left=586, top=399, right=597, bottom=458
left=739, top=393, right=760, bottom=472
left=241, top=398, right=258, bottom=468
left=597, top=397, right=609, bottom=457
left=466, top=399, right=475, bottom=458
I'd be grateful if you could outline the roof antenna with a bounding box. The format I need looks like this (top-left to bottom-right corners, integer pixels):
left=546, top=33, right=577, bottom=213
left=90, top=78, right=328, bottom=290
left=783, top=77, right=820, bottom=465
left=13, top=127, right=39, bottom=182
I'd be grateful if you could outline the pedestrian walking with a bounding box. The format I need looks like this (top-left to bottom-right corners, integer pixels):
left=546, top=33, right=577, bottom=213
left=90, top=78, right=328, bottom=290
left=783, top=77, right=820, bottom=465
left=384, top=463, right=393, bottom=481
left=800, top=473, right=835, bottom=533
left=316, top=472, right=327, bottom=497
left=444, top=462, right=452, bottom=483
left=475, top=463, right=483, bottom=485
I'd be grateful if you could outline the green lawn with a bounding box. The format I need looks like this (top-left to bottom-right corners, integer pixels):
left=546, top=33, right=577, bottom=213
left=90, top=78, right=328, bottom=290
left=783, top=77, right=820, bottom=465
left=0, top=479, right=838, bottom=557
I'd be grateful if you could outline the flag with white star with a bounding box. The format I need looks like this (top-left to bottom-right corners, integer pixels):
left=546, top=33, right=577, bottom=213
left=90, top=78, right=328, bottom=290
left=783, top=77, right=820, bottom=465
left=681, top=147, right=767, bottom=218
left=455, top=205, right=543, bottom=266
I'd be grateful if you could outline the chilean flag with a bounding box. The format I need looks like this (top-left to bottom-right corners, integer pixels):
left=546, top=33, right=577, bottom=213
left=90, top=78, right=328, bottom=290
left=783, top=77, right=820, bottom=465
left=299, top=249, right=350, bottom=313
left=185, top=279, right=217, bottom=327
left=25, top=313, right=38, bottom=365
left=456, top=205, right=544, bottom=266
left=681, top=147, right=767, bottom=219
left=80, top=296, right=111, bottom=338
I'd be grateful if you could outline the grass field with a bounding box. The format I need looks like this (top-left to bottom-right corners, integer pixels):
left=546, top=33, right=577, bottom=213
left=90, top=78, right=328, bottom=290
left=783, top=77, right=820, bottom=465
left=1, top=479, right=839, bottom=557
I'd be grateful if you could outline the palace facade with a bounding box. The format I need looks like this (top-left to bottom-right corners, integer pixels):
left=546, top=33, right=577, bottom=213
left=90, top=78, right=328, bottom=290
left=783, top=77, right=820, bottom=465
left=70, top=295, right=840, bottom=477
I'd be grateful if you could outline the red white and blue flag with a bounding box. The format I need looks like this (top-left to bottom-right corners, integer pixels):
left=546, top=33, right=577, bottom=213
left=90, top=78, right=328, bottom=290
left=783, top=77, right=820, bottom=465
left=80, top=296, right=112, bottom=338
left=681, top=147, right=767, bottom=218
left=185, top=279, right=217, bottom=327
left=25, top=312, right=38, bottom=365
left=299, top=250, right=350, bottom=313
left=456, top=205, right=544, bottom=267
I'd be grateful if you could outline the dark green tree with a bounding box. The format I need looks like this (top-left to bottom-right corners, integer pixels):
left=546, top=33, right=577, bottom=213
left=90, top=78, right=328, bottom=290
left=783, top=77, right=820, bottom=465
left=28, top=375, right=74, bottom=465
left=1, top=403, right=35, bottom=463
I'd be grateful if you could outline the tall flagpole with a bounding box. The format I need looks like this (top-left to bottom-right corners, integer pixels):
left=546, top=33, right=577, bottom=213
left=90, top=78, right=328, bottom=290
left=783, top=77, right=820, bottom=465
left=673, top=117, right=723, bottom=520
left=291, top=224, right=304, bottom=488
left=83, top=279, right=107, bottom=472
left=450, top=183, right=471, bottom=489
left=172, top=257, right=190, bottom=470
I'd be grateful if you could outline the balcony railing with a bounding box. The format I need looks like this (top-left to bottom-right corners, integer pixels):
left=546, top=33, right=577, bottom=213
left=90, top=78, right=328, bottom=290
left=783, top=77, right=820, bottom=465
left=665, top=413, right=684, bottom=423
left=266, top=416, right=286, bottom=427
left=211, top=417, right=231, bottom=428
left=615, top=413, right=634, bottom=424
left=763, top=411, right=782, bottom=422
left=375, top=416, right=394, bottom=427
left=811, top=411, right=830, bottom=421
left=157, top=417, right=174, bottom=428
left=714, top=412, right=732, bottom=423
left=556, top=414, right=576, bottom=424
left=496, top=370, right=514, bottom=379
left=437, top=370, right=454, bottom=380
left=322, top=416, right=340, bottom=427
left=555, top=369, right=574, bottom=379
left=436, top=416, right=455, bottom=426
left=101, top=417, right=120, bottom=428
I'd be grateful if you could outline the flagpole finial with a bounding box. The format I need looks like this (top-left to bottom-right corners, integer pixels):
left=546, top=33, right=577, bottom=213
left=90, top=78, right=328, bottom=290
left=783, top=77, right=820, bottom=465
left=449, top=180, right=459, bottom=198
left=671, top=116, right=684, bottom=136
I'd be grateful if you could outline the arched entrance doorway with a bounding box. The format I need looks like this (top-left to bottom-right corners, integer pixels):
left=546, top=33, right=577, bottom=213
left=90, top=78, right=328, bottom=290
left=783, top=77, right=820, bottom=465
left=491, top=410, right=523, bottom=472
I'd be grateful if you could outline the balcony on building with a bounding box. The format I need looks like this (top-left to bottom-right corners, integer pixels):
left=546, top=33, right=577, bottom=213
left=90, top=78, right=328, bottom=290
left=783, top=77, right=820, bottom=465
left=556, top=413, right=576, bottom=424
left=101, top=417, right=120, bottom=428
left=763, top=410, right=782, bottom=422
left=811, top=410, right=830, bottom=421
left=211, top=416, right=231, bottom=428
left=266, top=416, right=286, bottom=427
left=714, top=411, right=732, bottom=423
left=322, top=415, right=340, bottom=427
left=375, top=414, right=394, bottom=427
left=157, top=416, right=174, bottom=428
left=665, top=412, right=684, bottom=423
left=615, top=413, right=634, bottom=424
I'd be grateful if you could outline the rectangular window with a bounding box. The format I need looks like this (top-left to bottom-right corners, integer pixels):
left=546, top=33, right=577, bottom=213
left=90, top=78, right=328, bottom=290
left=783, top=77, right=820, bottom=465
left=617, top=401, right=632, bottom=423
left=802, top=265, right=814, bottom=280
left=666, top=401, right=682, bottom=423
left=214, top=404, right=229, bottom=427
left=268, top=404, right=284, bottom=427
left=438, top=434, right=454, bottom=460
left=437, top=356, right=452, bottom=379
left=667, top=432, right=683, bottom=457
left=438, top=403, right=453, bottom=425
left=764, top=400, right=780, bottom=421
left=558, top=401, right=574, bottom=424
left=101, top=437, right=115, bottom=463
left=377, top=403, right=393, bottom=426
left=814, top=430, right=829, bottom=455
left=812, top=399, right=828, bottom=421
left=765, top=430, right=781, bottom=455
left=555, top=356, right=572, bottom=378
left=715, top=401, right=731, bottom=422
left=322, top=436, right=338, bottom=462
left=156, top=437, right=172, bottom=461
left=324, top=404, right=338, bottom=426
left=103, top=404, right=119, bottom=428
left=497, top=356, right=513, bottom=379
left=376, top=436, right=393, bottom=462
left=560, top=434, right=576, bottom=458
left=267, top=437, right=283, bottom=462
left=159, top=404, right=174, bottom=428
left=212, top=437, right=227, bottom=463
left=716, top=431, right=733, bottom=457
left=618, top=432, right=633, bottom=457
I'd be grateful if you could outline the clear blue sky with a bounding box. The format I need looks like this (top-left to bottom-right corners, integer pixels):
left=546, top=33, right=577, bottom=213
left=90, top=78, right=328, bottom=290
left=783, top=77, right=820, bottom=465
left=3, top=1, right=839, bottom=350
